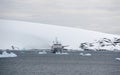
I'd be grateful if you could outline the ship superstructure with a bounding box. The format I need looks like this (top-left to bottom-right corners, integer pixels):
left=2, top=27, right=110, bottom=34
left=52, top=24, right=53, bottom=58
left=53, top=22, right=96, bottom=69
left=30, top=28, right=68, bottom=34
left=51, top=38, right=68, bottom=53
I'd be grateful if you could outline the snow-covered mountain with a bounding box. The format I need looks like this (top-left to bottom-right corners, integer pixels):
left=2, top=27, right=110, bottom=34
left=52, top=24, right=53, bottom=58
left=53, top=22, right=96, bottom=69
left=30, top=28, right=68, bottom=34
left=0, top=19, right=120, bottom=50
left=80, top=38, right=120, bottom=51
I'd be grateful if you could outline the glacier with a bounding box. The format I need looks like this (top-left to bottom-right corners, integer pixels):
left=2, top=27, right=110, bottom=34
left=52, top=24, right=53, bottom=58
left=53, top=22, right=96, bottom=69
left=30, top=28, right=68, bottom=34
left=0, top=19, right=120, bottom=50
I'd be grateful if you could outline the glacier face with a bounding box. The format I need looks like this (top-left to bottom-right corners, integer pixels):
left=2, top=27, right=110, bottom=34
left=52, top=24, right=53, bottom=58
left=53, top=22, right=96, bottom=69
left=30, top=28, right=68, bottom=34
left=0, top=19, right=119, bottom=50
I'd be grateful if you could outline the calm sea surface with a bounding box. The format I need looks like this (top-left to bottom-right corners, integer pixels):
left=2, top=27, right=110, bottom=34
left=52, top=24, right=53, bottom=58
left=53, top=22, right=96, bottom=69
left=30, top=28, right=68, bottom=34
left=0, top=51, right=120, bottom=75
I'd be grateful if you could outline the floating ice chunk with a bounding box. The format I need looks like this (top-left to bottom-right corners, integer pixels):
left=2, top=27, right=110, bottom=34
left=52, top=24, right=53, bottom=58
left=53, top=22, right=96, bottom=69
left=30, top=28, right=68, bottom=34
left=84, top=53, right=92, bottom=56
left=55, top=52, right=69, bottom=55
left=38, top=51, right=47, bottom=54
left=116, top=58, right=120, bottom=61
left=0, top=51, right=17, bottom=58
left=80, top=53, right=91, bottom=56
left=80, top=53, right=84, bottom=56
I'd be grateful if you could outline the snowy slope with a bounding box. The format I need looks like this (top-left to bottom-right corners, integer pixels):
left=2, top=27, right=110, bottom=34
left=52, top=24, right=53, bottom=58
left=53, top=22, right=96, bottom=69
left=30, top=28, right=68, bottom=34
left=80, top=38, right=120, bottom=51
left=0, top=19, right=119, bottom=50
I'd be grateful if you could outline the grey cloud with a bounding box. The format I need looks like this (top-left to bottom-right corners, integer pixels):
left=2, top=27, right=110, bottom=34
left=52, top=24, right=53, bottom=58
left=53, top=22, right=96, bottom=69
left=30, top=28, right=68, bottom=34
left=0, top=0, right=120, bottom=34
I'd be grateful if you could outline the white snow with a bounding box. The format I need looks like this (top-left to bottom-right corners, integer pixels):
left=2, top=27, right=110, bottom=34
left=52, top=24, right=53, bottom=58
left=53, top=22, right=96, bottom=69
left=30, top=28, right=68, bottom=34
left=80, top=53, right=92, bottom=56
left=116, top=58, right=120, bottom=61
left=38, top=51, right=47, bottom=54
left=0, top=51, right=17, bottom=58
left=0, top=19, right=119, bottom=50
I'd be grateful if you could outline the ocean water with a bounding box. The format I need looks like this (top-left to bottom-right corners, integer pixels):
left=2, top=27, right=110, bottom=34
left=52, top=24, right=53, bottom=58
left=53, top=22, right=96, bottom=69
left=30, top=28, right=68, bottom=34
left=0, top=51, right=120, bottom=75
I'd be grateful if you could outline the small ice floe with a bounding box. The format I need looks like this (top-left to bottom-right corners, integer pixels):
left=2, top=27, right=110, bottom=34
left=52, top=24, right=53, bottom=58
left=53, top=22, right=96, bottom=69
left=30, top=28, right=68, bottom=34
left=55, top=52, right=69, bottom=55
left=80, top=53, right=92, bottom=56
left=38, top=51, right=47, bottom=54
left=116, top=58, right=120, bottom=61
left=84, top=53, right=92, bottom=56
left=0, top=51, right=17, bottom=58
left=80, top=53, right=84, bottom=56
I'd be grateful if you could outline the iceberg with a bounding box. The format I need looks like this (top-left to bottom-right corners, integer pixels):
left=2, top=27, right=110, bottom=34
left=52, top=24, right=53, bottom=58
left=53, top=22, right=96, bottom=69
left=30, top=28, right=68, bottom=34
left=0, top=51, right=17, bottom=58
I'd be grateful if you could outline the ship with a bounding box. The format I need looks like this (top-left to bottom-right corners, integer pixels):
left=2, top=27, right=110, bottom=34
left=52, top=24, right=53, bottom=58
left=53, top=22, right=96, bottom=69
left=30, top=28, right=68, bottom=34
left=51, top=38, right=68, bottom=53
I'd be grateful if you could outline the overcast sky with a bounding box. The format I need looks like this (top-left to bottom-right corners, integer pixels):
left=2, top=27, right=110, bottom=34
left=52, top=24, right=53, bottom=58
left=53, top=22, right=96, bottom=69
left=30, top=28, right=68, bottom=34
left=0, top=0, right=120, bottom=34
